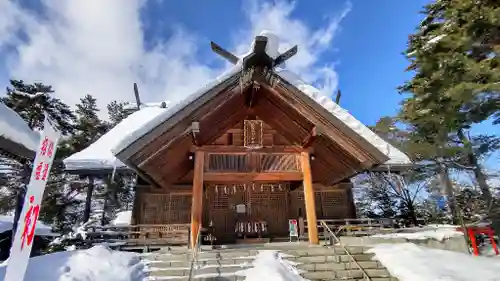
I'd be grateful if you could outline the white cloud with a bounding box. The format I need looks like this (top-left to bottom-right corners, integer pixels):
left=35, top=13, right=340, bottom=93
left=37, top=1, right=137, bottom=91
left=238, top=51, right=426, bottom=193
left=233, top=0, right=352, bottom=95
left=0, top=0, right=351, bottom=118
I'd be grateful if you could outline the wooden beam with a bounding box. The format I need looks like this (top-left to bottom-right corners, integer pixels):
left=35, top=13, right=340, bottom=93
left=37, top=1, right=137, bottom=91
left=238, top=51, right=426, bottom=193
left=301, top=127, right=318, bottom=148
left=191, top=145, right=312, bottom=153
left=261, top=82, right=386, bottom=163
left=204, top=172, right=302, bottom=182
left=190, top=150, right=204, bottom=248
left=301, top=151, right=319, bottom=245
left=191, top=122, right=200, bottom=146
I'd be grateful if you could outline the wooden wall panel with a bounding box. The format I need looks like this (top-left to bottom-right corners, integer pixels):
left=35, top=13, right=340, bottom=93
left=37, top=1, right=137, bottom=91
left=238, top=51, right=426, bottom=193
left=138, top=191, right=192, bottom=225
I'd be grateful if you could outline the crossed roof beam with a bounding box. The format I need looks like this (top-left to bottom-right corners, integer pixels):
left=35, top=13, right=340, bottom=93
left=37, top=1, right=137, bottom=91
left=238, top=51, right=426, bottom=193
left=210, top=35, right=298, bottom=71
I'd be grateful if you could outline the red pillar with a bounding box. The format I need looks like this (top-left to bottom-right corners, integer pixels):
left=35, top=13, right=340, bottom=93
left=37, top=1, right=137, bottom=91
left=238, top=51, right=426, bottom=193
left=487, top=228, right=499, bottom=255
left=468, top=228, right=479, bottom=256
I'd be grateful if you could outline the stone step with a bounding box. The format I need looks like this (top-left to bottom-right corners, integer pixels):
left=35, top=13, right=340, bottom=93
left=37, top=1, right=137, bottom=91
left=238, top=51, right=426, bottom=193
left=145, top=275, right=245, bottom=281
left=147, top=264, right=249, bottom=278
left=144, top=256, right=254, bottom=268
left=285, top=253, right=376, bottom=263
left=297, top=260, right=384, bottom=271
left=145, top=252, right=257, bottom=262
left=301, top=268, right=392, bottom=280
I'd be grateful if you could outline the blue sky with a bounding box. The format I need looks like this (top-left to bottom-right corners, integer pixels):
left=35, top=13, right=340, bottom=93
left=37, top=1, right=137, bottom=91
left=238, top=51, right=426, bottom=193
left=1, top=0, right=429, bottom=124
left=1, top=0, right=497, bottom=166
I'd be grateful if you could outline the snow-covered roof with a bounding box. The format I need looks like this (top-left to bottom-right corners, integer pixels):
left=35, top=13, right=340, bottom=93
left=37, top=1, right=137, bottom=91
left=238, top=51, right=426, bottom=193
left=111, top=31, right=410, bottom=165
left=67, top=31, right=410, bottom=171
left=0, top=215, right=58, bottom=236
left=274, top=69, right=410, bottom=165
left=63, top=106, right=168, bottom=171
left=0, top=102, right=39, bottom=154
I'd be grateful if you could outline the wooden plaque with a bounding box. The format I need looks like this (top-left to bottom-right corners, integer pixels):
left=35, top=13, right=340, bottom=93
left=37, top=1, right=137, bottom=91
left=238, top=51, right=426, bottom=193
left=243, top=120, right=263, bottom=148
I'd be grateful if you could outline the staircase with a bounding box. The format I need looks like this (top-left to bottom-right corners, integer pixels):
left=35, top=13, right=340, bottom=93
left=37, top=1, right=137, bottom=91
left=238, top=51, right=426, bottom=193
left=285, top=245, right=397, bottom=281
left=141, top=243, right=398, bottom=281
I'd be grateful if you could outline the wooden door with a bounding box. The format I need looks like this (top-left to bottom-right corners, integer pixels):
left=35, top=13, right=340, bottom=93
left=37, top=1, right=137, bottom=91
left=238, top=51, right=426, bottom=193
left=247, top=183, right=289, bottom=236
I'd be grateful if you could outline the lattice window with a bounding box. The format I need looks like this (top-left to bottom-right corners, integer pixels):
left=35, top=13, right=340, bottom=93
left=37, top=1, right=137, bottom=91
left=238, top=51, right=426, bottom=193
left=260, top=154, right=300, bottom=172
left=207, top=154, right=249, bottom=172
left=243, top=120, right=263, bottom=148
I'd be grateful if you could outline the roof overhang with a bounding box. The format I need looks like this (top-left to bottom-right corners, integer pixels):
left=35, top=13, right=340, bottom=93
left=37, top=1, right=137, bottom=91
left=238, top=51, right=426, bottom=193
left=0, top=136, right=36, bottom=161
left=112, top=68, right=407, bottom=187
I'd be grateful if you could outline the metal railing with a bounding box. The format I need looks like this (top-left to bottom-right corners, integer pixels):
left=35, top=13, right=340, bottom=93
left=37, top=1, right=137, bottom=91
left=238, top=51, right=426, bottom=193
left=188, top=226, right=202, bottom=281
left=320, top=220, right=372, bottom=281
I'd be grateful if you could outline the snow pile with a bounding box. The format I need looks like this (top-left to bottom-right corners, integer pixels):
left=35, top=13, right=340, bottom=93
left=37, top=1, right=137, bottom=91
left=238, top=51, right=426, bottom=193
left=0, top=102, right=39, bottom=152
left=112, top=211, right=132, bottom=226
left=64, top=106, right=168, bottom=170
left=241, top=250, right=306, bottom=281
left=368, top=243, right=500, bottom=281
left=371, top=225, right=463, bottom=242
left=0, top=245, right=146, bottom=281
left=0, top=215, right=57, bottom=236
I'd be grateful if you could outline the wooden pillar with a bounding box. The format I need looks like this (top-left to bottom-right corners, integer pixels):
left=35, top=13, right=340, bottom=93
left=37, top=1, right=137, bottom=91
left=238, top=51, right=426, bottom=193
left=300, top=152, right=319, bottom=245
left=190, top=151, right=205, bottom=248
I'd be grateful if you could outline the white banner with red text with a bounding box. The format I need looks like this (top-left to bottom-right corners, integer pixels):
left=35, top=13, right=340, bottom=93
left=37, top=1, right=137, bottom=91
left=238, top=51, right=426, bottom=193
left=3, top=116, right=61, bottom=281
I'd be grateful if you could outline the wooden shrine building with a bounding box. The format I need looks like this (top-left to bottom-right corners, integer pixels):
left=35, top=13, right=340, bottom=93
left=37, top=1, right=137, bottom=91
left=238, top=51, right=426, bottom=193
left=68, top=32, right=411, bottom=246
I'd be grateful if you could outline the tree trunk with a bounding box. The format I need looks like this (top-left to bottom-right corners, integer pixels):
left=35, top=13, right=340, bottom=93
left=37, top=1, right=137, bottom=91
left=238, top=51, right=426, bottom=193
left=457, top=129, right=492, bottom=208
left=438, top=163, right=459, bottom=224
left=404, top=189, right=418, bottom=226
left=82, top=176, right=94, bottom=223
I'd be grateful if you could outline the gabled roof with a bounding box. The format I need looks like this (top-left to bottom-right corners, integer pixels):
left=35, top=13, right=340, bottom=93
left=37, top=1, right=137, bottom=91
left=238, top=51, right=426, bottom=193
left=63, top=105, right=168, bottom=172
left=64, top=31, right=411, bottom=176
left=0, top=102, right=39, bottom=159
left=110, top=69, right=410, bottom=167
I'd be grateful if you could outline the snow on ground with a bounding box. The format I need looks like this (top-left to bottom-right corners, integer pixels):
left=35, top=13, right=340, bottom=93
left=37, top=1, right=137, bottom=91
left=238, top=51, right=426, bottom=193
left=63, top=106, right=168, bottom=171
left=371, top=225, right=463, bottom=241
left=239, top=250, right=306, bottom=281
left=0, top=245, right=145, bottom=281
left=0, top=215, right=58, bottom=236
left=0, top=102, right=39, bottom=152
left=368, top=243, right=500, bottom=281
left=112, top=211, right=132, bottom=226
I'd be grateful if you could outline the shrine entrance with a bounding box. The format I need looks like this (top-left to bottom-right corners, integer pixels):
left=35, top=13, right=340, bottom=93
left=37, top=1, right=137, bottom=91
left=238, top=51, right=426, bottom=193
left=203, top=182, right=291, bottom=244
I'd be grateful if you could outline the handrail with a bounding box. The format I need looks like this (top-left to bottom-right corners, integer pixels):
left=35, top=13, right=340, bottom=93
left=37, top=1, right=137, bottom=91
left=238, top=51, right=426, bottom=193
left=188, top=225, right=202, bottom=281
left=320, top=220, right=372, bottom=281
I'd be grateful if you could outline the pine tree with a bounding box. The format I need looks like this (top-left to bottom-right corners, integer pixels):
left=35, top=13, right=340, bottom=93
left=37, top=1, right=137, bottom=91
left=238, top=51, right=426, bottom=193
left=400, top=0, right=500, bottom=127
left=107, top=100, right=133, bottom=128
left=1, top=80, right=76, bottom=135
left=66, top=95, right=108, bottom=223
left=398, top=0, right=500, bottom=221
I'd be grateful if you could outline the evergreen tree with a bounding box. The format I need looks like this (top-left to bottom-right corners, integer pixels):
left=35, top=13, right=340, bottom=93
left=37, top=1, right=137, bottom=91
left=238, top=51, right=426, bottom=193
left=399, top=0, right=500, bottom=219
left=66, top=95, right=108, bottom=223
left=1, top=80, right=76, bottom=135
left=107, top=101, right=133, bottom=128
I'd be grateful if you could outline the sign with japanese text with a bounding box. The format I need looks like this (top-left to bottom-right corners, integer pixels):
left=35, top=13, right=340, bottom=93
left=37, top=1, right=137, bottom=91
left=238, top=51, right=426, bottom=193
left=289, top=219, right=298, bottom=238
left=4, top=117, right=60, bottom=281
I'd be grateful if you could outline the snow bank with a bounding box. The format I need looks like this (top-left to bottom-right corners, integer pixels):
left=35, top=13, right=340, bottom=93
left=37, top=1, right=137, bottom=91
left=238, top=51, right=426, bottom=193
left=64, top=106, right=167, bottom=171
left=0, top=102, right=39, bottom=152
left=368, top=243, right=500, bottom=281
left=241, top=250, right=306, bottom=281
left=0, top=215, right=57, bottom=236
left=112, top=211, right=132, bottom=226
left=0, top=245, right=146, bottom=281
left=371, top=225, right=463, bottom=242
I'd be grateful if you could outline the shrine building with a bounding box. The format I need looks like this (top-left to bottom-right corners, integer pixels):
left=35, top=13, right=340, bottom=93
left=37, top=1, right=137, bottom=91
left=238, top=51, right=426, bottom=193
left=64, top=31, right=411, bottom=246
